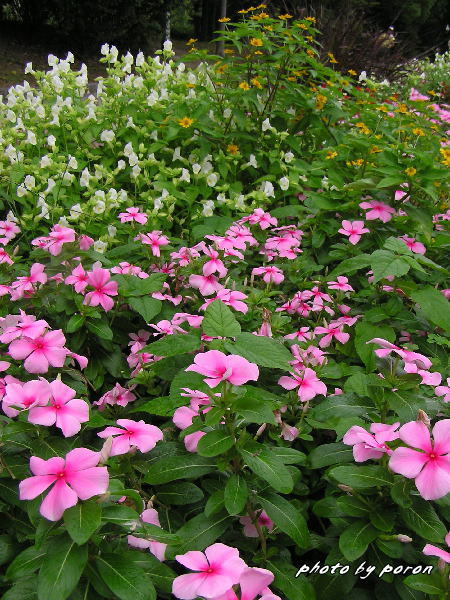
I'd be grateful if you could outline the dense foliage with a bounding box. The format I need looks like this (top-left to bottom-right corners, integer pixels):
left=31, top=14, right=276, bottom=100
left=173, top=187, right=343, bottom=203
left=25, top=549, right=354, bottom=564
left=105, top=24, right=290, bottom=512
left=0, top=9, right=449, bottom=600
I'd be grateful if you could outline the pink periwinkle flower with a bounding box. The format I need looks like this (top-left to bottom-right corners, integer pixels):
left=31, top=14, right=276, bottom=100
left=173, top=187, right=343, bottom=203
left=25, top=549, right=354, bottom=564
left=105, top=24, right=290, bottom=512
left=10, top=263, right=47, bottom=300
left=8, top=329, right=68, bottom=373
left=32, top=225, right=76, bottom=256
left=0, top=311, right=48, bottom=343
left=28, top=379, right=89, bottom=437
left=359, top=200, right=395, bottom=223
left=367, top=338, right=431, bottom=373
left=423, top=532, right=450, bottom=564
left=172, top=543, right=247, bottom=600
left=409, top=88, right=429, bottom=101
left=252, top=266, right=284, bottom=285
left=418, top=370, right=442, bottom=386
left=136, top=231, right=169, bottom=256
left=94, top=383, right=136, bottom=410
left=2, top=379, right=51, bottom=418
left=400, top=235, right=426, bottom=255
left=65, top=264, right=89, bottom=293
left=201, top=290, right=248, bottom=314
left=394, top=184, right=409, bottom=201
left=19, top=448, right=109, bottom=521
left=338, top=220, right=369, bottom=245
left=278, top=367, right=327, bottom=402
left=83, top=268, right=118, bottom=311
left=327, top=276, right=354, bottom=292
left=0, top=220, right=20, bottom=244
left=244, top=208, right=278, bottom=230
left=97, top=418, right=163, bottom=456
left=0, top=248, right=13, bottom=265
left=435, top=378, right=450, bottom=403
left=239, top=512, right=274, bottom=538
left=284, top=327, right=312, bottom=342
left=314, top=322, right=349, bottom=348
left=202, top=246, right=228, bottom=278
left=189, top=274, right=224, bottom=296
left=127, top=508, right=166, bottom=561
left=119, top=207, right=148, bottom=224
left=389, top=419, right=450, bottom=500
left=186, top=350, right=259, bottom=388
left=79, top=235, right=95, bottom=250
left=343, top=422, right=400, bottom=462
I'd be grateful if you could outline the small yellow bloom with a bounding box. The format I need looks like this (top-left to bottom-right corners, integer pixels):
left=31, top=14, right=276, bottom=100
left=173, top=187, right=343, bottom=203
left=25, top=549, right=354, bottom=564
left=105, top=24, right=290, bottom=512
left=348, top=69, right=357, bottom=76
left=326, top=150, right=337, bottom=159
left=306, top=49, right=315, bottom=56
left=305, top=16, right=316, bottom=22
left=218, top=17, right=230, bottom=22
left=396, top=104, right=408, bottom=114
left=186, top=38, right=198, bottom=46
left=224, top=48, right=234, bottom=54
left=251, top=77, right=262, bottom=89
left=263, top=25, right=273, bottom=30
left=306, top=35, right=313, bottom=41
left=315, top=94, right=327, bottom=110
left=278, top=13, right=293, bottom=19
left=239, top=81, right=250, bottom=91
left=256, top=3, right=267, bottom=8
left=238, top=9, right=249, bottom=14
left=369, top=146, right=382, bottom=154
left=178, top=117, right=194, bottom=128
left=439, top=148, right=450, bottom=166
left=254, top=50, right=263, bottom=55
left=327, top=52, right=338, bottom=64
left=250, top=37, right=263, bottom=46
left=297, top=23, right=308, bottom=29
left=251, top=12, right=269, bottom=20
left=355, top=122, right=370, bottom=135
left=227, top=144, right=239, bottom=155
left=405, top=167, right=417, bottom=177
left=412, top=127, right=424, bottom=136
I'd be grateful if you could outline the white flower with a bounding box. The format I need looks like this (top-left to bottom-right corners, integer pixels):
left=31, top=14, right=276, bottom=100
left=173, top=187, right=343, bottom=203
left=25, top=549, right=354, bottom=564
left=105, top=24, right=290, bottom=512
left=260, top=181, right=275, bottom=198
left=67, top=155, right=78, bottom=169
left=206, top=173, right=218, bottom=187
left=47, top=135, right=56, bottom=148
left=16, top=184, right=28, bottom=197
left=262, top=118, right=274, bottom=132
left=59, top=216, right=69, bottom=226
left=40, top=155, right=53, bottom=168
left=101, top=44, right=110, bottom=55
left=284, top=151, right=294, bottom=163
left=147, top=91, right=159, bottom=106
left=24, top=62, right=33, bottom=74
left=359, top=71, right=367, bottom=82
left=25, top=175, right=36, bottom=189
left=80, top=168, right=91, bottom=187
left=131, top=165, right=141, bottom=178
left=45, top=178, right=56, bottom=193
left=223, top=108, right=232, bottom=119
left=217, top=193, right=226, bottom=205
left=117, top=160, right=126, bottom=170
left=26, top=130, right=37, bottom=145
left=62, top=172, right=75, bottom=185
left=124, top=142, right=133, bottom=157
left=93, top=200, right=105, bottom=214
left=235, top=195, right=246, bottom=210
left=202, top=200, right=215, bottom=217
left=279, top=176, right=289, bottom=191
left=107, top=225, right=117, bottom=238
left=100, top=130, right=115, bottom=142
left=69, top=204, right=83, bottom=219
left=192, top=163, right=201, bottom=174
left=179, top=168, right=190, bottom=182
left=93, top=240, right=107, bottom=253
left=163, top=40, right=173, bottom=52
left=48, top=54, right=58, bottom=66
left=136, top=52, right=145, bottom=67
left=248, top=154, right=258, bottom=168
left=202, top=161, right=213, bottom=174
left=172, top=147, right=182, bottom=162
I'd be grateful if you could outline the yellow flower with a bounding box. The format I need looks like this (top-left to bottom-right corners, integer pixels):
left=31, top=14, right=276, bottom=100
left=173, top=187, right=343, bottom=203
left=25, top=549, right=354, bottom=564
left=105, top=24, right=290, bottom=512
left=297, top=23, right=308, bottom=29
left=224, top=48, right=234, bottom=55
left=251, top=77, right=262, bottom=89
left=250, top=37, right=263, bottom=46
left=256, top=3, right=267, bottom=8
left=263, top=25, right=273, bottom=30
left=227, top=144, right=239, bottom=155
left=254, top=50, right=263, bottom=55
left=305, top=16, right=316, bottom=22
left=327, top=52, right=338, bottom=64
left=315, top=94, right=327, bottom=110
left=239, top=81, right=250, bottom=91
left=326, top=150, right=337, bottom=159
left=355, top=122, right=370, bottom=135
left=186, top=38, right=198, bottom=45
left=376, top=105, right=389, bottom=112
left=440, top=148, right=450, bottom=166
left=238, top=9, right=249, bottom=14
left=306, top=35, right=313, bottom=41
left=178, top=117, right=194, bottom=128
left=218, top=17, right=230, bottom=22
left=306, top=49, right=315, bottom=56
left=348, top=69, right=357, bottom=76
left=278, top=13, right=293, bottom=19
left=251, top=12, right=269, bottom=20
left=369, top=146, right=382, bottom=154
left=396, top=104, right=408, bottom=114
left=412, top=127, right=424, bottom=136
left=405, top=167, right=417, bottom=176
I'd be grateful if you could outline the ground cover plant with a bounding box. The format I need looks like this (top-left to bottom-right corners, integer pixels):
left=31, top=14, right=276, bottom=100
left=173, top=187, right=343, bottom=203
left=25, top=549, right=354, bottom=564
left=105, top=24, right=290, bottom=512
left=0, top=6, right=449, bottom=600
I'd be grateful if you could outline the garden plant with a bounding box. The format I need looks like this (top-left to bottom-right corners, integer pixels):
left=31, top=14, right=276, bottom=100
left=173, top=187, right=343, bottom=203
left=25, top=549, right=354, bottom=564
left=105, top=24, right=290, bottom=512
left=0, top=6, right=449, bottom=600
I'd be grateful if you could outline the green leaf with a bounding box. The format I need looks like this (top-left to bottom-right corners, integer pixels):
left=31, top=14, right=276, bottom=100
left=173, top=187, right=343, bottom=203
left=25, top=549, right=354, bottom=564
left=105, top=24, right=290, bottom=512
left=144, top=455, right=216, bottom=484
left=370, top=249, right=410, bottom=283
left=101, top=505, right=140, bottom=526
left=197, top=429, right=235, bottom=457
left=66, top=314, right=85, bottom=333
left=329, top=254, right=372, bottom=277
left=156, top=482, right=204, bottom=505
left=143, top=331, right=201, bottom=358
left=257, top=492, right=309, bottom=548
left=232, top=392, right=277, bottom=424
left=240, top=444, right=293, bottom=493
left=63, top=501, right=102, bottom=545
left=37, top=535, right=87, bottom=600
left=225, top=333, right=292, bottom=370
left=2, top=577, right=38, bottom=600
left=266, top=561, right=316, bottom=600
left=202, top=300, right=241, bottom=337
left=127, top=552, right=176, bottom=593
left=6, top=546, right=46, bottom=581
left=224, top=474, right=248, bottom=515
left=409, top=286, right=450, bottom=332
left=115, top=273, right=166, bottom=297
left=339, top=521, right=379, bottom=560
left=403, top=573, right=443, bottom=595
left=309, top=443, right=354, bottom=468
left=86, top=319, right=113, bottom=341
left=128, top=297, right=162, bottom=322
left=399, top=497, right=446, bottom=543
left=96, top=553, right=155, bottom=600
left=270, top=447, right=307, bottom=465
left=329, top=465, right=393, bottom=489
left=204, top=489, right=225, bottom=517
left=170, top=512, right=231, bottom=555
left=134, top=523, right=180, bottom=544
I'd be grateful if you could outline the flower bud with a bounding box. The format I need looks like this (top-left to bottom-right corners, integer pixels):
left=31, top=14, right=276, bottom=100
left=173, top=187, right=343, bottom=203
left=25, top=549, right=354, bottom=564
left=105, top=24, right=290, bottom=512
left=397, top=534, right=412, bottom=543
left=417, top=409, right=430, bottom=426
left=338, top=484, right=354, bottom=494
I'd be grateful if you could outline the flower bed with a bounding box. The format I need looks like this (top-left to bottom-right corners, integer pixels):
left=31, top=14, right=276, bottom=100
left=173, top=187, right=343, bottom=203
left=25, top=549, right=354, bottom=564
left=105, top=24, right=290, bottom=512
left=0, top=7, right=449, bottom=600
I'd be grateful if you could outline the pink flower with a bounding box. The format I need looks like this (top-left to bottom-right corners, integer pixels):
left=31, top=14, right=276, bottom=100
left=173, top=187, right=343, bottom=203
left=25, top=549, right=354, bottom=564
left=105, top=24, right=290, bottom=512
left=359, top=200, right=395, bottom=223
left=201, top=290, right=248, bottom=314
left=189, top=274, right=224, bottom=296
left=239, top=512, right=274, bottom=538
left=32, top=225, right=76, bottom=256
left=97, top=418, right=163, bottom=456
left=65, top=264, right=89, bottom=293
left=2, top=379, right=51, bottom=418
left=150, top=320, right=186, bottom=336
left=94, top=383, right=136, bottom=409
left=327, top=276, right=354, bottom=292
left=284, top=327, right=312, bottom=342
left=0, top=248, right=13, bottom=265
left=127, top=508, right=166, bottom=561
left=343, top=423, right=400, bottom=462
left=389, top=420, right=450, bottom=500
left=367, top=338, right=431, bottom=373
left=252, top=266, right=284, bottom=285
left=10, top=263, right=47, bottom=299
left=186, top=350, right=259, bottom=388
left=400, top=235, right=426, bottom=255
left=423, top=532, right=450, bottom=564
left=119, top=207, right=148, bottom=224
left=278, top=367, right=327, bottom=402
left=0, top=220, right=20, bottom=244
left=0, top=311, right=48, bottom=343
left=203, top=246, right=228, bottom=278
left=244, top=208, right=278, bottom=230
left=136, top=231, right=169, bottom=256
left=19, top=448, right=109, bottom=521
left=28, top=379, right=89, bottom=437
left=314, top=322, right=349, bottom=348
left=79, top=235, right=95, bottom=250
left=418, top=370, right=442, bottom=386
left=394, top=184, right=409, bottom=201
left=238, top=567, right=275, bottom=600
left=172, top=543, right=246, bottom=600
left=435, top=378, right=450, bottom=402
left=9, top=329, right=67, bottom=373
left=409, top=88, right=429, bottom=101
left=338, top=220, right=369, bottom=245
left=83, top=268, right=118, bottom=311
